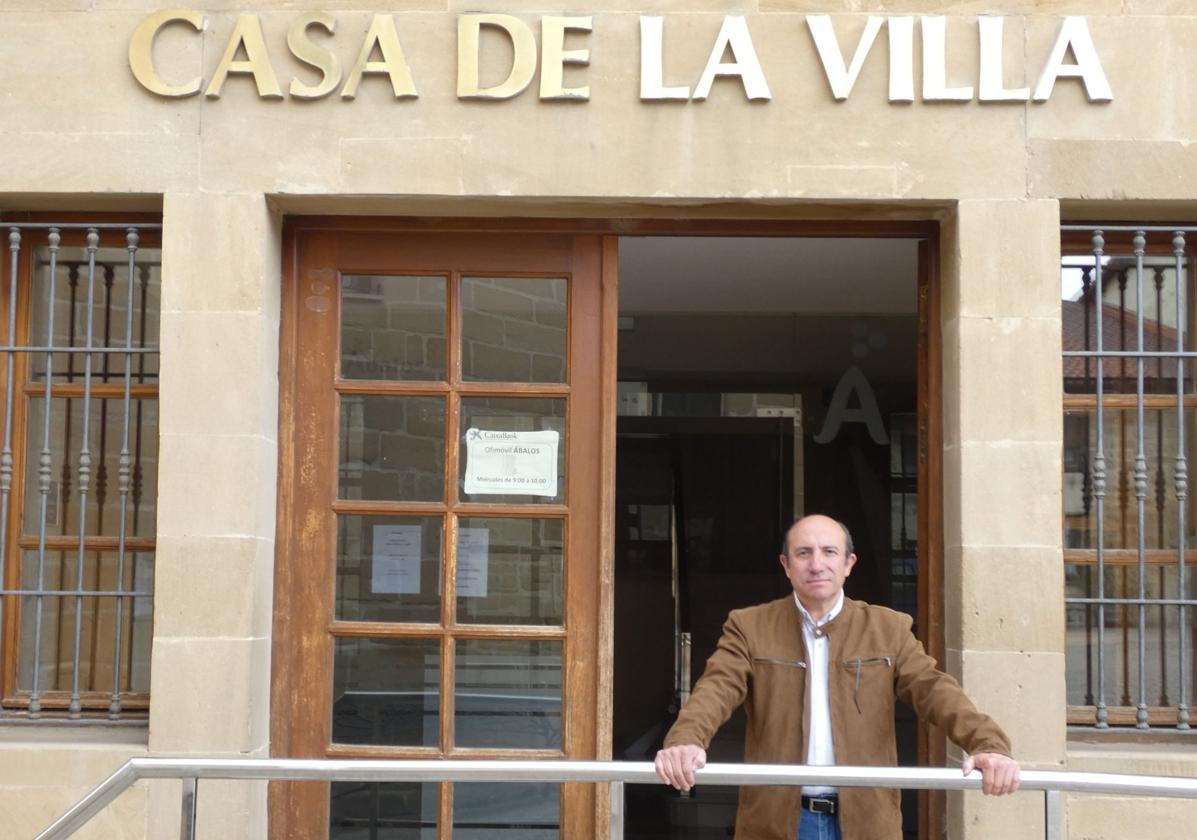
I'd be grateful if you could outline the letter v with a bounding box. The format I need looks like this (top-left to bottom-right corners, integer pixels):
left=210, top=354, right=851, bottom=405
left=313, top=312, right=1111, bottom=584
left=806, top=14, right=883, bottom=101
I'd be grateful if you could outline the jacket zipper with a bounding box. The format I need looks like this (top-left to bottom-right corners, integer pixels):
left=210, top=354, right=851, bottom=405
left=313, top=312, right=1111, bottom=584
left=842, top=656, right=893, bottom=713
left=842, top=656, right=893, bottom=668
left=752, top=656, right=807, bottom=668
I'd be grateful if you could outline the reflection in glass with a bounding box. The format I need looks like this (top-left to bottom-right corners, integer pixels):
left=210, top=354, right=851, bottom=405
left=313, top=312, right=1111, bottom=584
left=17, top=551, right=153, bottom=694
left=340, top=395, right=445, bottom=502
left=459, top=398, right=566, bottom=505
left=887, top=413, right=918, bottom=619
left=889, top=493, right=917, bottom=554
left=21, top=397, right=158, bottom=539
left=29, top=245, right=162, bottom=384
left=1063, top=408, right=1197, bottom=551
left=330, top=782, right=437, bottom=840
left=1061, top=253, right=1195, bottom=396
left=461, top=277, right=567, bottom=384
left=341, top=275, right=447, bottom=381
left=336, top=516, right=442, bottom=623
left=452, top=783, right=560, bottom=838
left=454, top=639, right=562, bottom=749
left=456, top=518, right=563, bottom=626
left=332, top=637, right=440, bottom=747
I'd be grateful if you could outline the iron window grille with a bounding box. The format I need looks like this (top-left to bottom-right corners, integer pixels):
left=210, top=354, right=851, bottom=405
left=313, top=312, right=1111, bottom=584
left=1062, top=225, right=1197, bottom=730
left=0, top=221, right=160, bottom=721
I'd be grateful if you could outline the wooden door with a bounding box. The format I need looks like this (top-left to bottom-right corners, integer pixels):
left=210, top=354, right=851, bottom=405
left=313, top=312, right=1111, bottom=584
left=272, top=226, right=610, bottom=839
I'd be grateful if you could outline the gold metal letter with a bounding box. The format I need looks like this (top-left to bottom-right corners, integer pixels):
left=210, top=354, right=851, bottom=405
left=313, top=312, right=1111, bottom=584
left=886, top=16, right=914, bottom=103
left=639, top=16, right=689, bottom=100
left=288, top=13, right=342, bottom=100
left=540, top=16, right=591, bottom=100
left=205, top=14, right=283, bottom=99
left=128, top=9, right=205, bottom=98
left=341, top=14, right=418, bottom=99
left=978, top=17, right=1030, bottom=102
left=806, top=14, right=883, bottom=102
left=921, top=16, right=973, bottom=101
left=457, top=14, right=537, bottom=100
left=1033, top=16, right=1113, bottom=102
left=692, top=15, right=771, bottom=101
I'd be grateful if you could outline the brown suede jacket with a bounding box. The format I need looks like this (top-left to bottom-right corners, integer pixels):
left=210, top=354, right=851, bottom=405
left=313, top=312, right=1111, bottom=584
left=663, top=596, right=1012, bottom=840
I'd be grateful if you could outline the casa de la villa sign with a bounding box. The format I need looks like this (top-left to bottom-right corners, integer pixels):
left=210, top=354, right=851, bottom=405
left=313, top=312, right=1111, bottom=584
left=128, top=11, right=1114, bottom=105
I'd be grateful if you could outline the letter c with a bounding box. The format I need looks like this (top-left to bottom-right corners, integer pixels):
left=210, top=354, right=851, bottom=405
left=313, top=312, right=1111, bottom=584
left=129, top=10, right=206, bottom=97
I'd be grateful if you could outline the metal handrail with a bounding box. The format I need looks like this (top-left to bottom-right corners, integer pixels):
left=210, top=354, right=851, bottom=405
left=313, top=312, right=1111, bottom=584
left=33, top=757, right=1197, bottom=840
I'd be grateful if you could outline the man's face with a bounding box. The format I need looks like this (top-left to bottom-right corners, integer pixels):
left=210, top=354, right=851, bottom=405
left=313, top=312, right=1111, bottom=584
left=778, top=515, right=856, bottom=614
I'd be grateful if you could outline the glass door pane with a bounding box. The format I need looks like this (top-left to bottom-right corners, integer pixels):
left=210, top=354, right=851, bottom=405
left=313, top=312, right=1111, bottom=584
left=453, top=783, right=560, bottom=838
left=332, top=636, right=440, bottom=747
left=455, top=517, right=564, bottom=625
left=454, top=639, right=563, bottom=750
left=461, top=276, right=567, bottom=383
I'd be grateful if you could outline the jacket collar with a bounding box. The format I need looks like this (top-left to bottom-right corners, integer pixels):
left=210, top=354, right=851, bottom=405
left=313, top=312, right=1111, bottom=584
left=814, top=595, right=860, bottom=635
left=770, top=594, right=858, bottom=656
left=793, top=591, right=844, bottom=630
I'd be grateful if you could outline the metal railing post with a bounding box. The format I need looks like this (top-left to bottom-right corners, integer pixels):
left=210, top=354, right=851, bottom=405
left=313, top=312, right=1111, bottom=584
left=609, top=780, right=624, bottom=840
left=1044, top=789, right=1064, bottom=840
left=180, top=777, right=197, bottom=840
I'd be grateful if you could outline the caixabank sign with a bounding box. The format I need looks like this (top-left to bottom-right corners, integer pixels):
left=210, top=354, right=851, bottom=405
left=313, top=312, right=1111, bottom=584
left=128, top=11, right=1114, bottom=104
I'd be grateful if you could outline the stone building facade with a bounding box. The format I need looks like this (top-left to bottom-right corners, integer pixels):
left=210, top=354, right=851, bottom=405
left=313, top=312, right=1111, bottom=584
left=1, top=2, right=1195, bottom=839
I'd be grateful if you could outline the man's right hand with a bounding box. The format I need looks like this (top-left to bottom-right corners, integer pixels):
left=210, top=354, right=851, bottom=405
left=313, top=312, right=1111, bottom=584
left=654, top=744, right=707, bottom=791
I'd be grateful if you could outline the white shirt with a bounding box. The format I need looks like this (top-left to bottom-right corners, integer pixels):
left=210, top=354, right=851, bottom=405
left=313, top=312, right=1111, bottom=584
left=795, top=591, right=844, bottom=796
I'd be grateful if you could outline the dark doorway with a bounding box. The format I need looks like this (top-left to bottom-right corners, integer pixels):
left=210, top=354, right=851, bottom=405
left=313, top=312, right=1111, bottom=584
left=612, top=236, right=921, bottom=839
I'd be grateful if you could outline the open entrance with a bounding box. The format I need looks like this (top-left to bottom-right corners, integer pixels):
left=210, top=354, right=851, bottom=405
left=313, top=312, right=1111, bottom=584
left=612, top=235, right=923, bottom=839
left=271, top=220, right=938, bottom=840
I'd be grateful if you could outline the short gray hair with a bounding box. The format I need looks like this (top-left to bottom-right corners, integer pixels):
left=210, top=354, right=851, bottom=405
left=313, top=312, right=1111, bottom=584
left=781, top=516, right=854, bottom=557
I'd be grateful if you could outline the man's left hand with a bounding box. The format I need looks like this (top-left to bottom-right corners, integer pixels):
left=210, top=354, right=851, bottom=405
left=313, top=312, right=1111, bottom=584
left=962, top=752, right=1020, bottom=796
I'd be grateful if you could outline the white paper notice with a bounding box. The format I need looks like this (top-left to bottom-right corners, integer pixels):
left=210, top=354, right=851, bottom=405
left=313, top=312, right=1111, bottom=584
left=457, top=527, right=489, bottom=599
left=372, top=524, right=423, bottom=595
left=463, top=428, right=560, bottom=497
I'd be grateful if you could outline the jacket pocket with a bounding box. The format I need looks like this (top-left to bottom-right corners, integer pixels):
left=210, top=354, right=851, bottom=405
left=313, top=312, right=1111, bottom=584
left=841, top=656, right=893, bottom=713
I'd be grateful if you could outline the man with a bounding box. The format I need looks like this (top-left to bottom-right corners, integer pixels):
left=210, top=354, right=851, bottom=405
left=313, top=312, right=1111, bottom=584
left=655, top=514, right=1019, bottom=840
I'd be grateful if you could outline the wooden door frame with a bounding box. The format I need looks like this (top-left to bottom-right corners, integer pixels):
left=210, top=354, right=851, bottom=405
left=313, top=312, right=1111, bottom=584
left=271, top=215, right=944, bottom=839
left=917, top=231, right=946, bottom=840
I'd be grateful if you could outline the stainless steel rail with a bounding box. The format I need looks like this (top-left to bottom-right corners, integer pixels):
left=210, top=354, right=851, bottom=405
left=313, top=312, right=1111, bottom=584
left=32, top=757, right=1197, bottom=840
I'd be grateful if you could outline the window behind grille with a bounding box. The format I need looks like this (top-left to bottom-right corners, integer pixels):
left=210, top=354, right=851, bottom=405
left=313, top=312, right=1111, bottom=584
left=0, top=221, right=160, bottom=720
left=1062, top=226, right=1196, bottom=730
